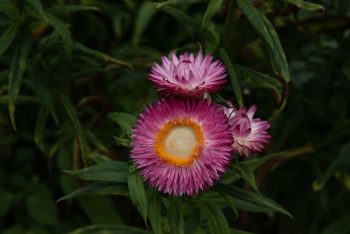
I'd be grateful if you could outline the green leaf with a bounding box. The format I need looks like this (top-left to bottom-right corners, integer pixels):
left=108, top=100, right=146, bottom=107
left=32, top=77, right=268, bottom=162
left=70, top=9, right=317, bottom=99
left=27, top=60, right=58, bottom=124
left=58, top=182, right=128, bottom=202
left=222, top=195, right=239, bottom=218
left=219, top=48, right=243, bottom=107
left=114, top=136, right=131, bottom=148
left=0, top=24, right=19, bottom=58
left=241, top=153, right=278, bottom=171
left=74, top=42, right=132, bottom=68
left=89, top=152, right=111, bottom=164
left=64, top=161, right=129, bottom=182
left=85, top=131, right=108, bottom=153
left=155, top=0, right=207, bottom=8
left=259, top=12, right=290, bottom=82
left=236, top=64, right=283, bottom=105
left=47, top=5, right=100, bottom=14
left=220, top=168, right=241, bottom=184
left=45, top=13, right=73, bottom=55
left=199, top=202, right=231, bottom=234
left=148, top=189, right=162, bottom=234
left=60, top=95, right=89, bottom=165
left=236, top=165, right=260, bottom=193
left=215, top=183, right=292, bottom=218
left=34, top=107, right=49, bottom=155
left=236, top=0, right=290, bottom=82
left=8, top=34, right=32, bottom=130
left=49, top=134, right=73, bottom=158
left=203, top=191, right=272, bottom=214
left=132, top=1, right=157, bottom=46
left=128, top=165, right=148, bottom=225
left=232, top=196, right=277, bottom=213
left=67, top=224, right=151, bottom=234
left=202, top=0, right=223, bottom=28
left=314, top=142, right=350, bottom=191
left=169, top=198, right=184, bottom=234
left=108, top=112, right=136, bottom=135
left=159, top=6, right=217, bottom=44
left=25, top=0, right=48, bottom=22
left=286, top=0, right=325, bottom=12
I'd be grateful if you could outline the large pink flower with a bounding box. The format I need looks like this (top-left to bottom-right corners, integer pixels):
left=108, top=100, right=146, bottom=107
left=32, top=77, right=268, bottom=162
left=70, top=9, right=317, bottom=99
left=225, top=104, right=271, bottom=157
left=148, top=50, right=227, bottom=96
left=131, top=97, right=233, bottom=196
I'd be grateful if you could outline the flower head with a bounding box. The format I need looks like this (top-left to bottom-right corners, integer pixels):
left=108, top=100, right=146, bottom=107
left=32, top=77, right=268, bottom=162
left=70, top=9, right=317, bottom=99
left=148, top=50, right=227, bottom=96
left=225, top=104, right=271, bottom=157
left=131, top=97, right=233, bottom=196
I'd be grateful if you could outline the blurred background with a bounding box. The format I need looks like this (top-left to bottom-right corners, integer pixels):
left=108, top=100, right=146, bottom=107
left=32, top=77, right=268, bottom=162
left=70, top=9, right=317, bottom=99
left=0, top=0, right=350, bottom=233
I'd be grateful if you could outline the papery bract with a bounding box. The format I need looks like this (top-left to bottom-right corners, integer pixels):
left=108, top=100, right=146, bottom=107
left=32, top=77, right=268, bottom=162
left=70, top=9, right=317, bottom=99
left=148, top=50, right=227, bottom=96
left=131, top=97, right=233, bottom=196
left=225, top=104, right=271, bottom=157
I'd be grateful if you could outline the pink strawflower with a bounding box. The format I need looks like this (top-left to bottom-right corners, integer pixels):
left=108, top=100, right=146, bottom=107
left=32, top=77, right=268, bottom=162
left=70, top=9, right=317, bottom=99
left=131, top=97, right=233, bottom=196
left=225, top=104, right=271, bottom=157
left=148, top=50, right=227, bottom=96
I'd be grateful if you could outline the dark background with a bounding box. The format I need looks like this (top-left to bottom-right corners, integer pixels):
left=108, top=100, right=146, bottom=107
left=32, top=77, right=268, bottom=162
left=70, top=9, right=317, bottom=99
left=0, top=0, right=350, bottom=233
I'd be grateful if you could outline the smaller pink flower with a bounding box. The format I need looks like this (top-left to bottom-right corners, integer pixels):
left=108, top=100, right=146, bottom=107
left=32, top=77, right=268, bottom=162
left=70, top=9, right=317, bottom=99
left=148, top=50, right=227, bottom=96
left=225, top=104, right=271, bottom=157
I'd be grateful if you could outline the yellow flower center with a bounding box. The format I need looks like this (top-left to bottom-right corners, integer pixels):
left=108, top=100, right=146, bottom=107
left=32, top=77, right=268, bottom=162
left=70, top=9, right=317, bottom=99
left=154, top=118, right=205, bottom=166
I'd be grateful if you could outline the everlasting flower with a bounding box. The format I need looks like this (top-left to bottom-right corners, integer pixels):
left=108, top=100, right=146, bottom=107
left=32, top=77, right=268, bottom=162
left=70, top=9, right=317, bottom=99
left=225, top=104, right=271, bottom=157
left=148, top=50, right=227, bottom=96
left=131, top=97, right=233, bottom=196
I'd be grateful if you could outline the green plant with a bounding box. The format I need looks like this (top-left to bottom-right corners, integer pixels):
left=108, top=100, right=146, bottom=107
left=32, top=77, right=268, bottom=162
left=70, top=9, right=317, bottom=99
left=1, top=0, right=350, bottom=233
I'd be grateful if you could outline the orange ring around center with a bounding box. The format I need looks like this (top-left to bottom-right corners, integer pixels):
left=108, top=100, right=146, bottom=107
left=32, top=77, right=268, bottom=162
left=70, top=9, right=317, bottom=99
left=154, top=118, right=205, bottom=166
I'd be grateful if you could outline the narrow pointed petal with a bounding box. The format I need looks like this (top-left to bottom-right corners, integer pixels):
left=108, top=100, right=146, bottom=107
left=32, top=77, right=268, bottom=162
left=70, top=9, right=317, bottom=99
left=131, top=97, right=233, bottom=196
left=148, top=50, right=227, bottom=96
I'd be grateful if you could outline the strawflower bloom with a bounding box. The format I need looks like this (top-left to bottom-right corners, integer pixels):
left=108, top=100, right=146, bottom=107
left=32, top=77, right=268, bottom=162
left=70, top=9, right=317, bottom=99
left=131, top=97, right=233, bottom=196
left=225, top=104, right=271, bottom=157
left=148, top=50, right=227, bottom=96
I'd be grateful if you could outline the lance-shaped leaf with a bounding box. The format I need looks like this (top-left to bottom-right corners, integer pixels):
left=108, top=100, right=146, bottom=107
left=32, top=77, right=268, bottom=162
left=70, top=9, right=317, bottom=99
left=45, top=13, right=73, bottom=55
left=219, top=48, right=243, bottom=107
left=155, top=0, right=206, bottom=8
left=215, top=183, right=292, bottom=218
left=60, top=95, right=89, bottom=165
left=148, top=188, right=162, bottom=234
left=236, top=0, right=290, bottom=82
left=74, top=42, right=132, bottom=68
left=132, top=1, right=157, bottom=46
left=47, top=5, right=100, bottom=15
left=202, top=0, right=224, bottom=28
left=287, top=0, right=325, bottom=12
left=198, top=202, right=231, bottom=234
left=57, top=182, right=129, bottom=202
left=25, top=0, right=48, bottom=22
left=108, top=112, right=136, bottom=135
left=8, top=33, right=32, bottom=129
left=159, top=6, right=217, bottom=44
left=236, top=64, right=283, bottom=105
left=0, top=24, right=19, bottom=58
left=169, top=198, right=184, bottom=234
left=64, top=161, right=129, bottom=183
left=68, top=224, right=152, bottom=234
left=128, top=165, right=148, bottom=225
left=34, top=107, right=49, bottom=155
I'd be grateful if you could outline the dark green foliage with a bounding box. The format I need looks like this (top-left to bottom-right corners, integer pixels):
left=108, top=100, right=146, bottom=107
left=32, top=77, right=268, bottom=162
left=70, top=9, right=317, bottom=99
left=0, top=0, right=349, bottom=233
